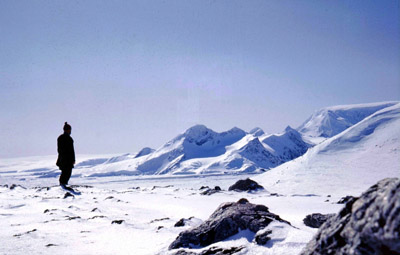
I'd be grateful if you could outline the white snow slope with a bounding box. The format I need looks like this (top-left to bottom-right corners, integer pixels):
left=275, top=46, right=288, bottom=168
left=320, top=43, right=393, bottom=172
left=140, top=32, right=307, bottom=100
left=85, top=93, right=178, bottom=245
left=297, top=101, right=398, bottom=144
left=256, top=102, right=400, bottom=197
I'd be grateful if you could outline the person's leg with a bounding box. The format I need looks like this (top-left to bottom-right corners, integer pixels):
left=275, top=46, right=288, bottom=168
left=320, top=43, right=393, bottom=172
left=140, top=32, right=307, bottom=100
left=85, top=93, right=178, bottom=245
left=59, top=167, right=72, bottom=185
left=64, top=167, right=72, bottom=185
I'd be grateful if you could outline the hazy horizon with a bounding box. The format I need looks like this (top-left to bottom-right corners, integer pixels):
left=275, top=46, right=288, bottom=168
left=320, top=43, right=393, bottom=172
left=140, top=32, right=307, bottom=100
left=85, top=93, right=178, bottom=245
left=1, top=0, right=399, bottom=158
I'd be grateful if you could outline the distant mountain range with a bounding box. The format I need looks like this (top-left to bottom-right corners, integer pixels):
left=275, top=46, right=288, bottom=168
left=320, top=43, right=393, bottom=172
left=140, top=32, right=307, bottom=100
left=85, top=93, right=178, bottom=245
left=72, top=101, right=399, bottom=177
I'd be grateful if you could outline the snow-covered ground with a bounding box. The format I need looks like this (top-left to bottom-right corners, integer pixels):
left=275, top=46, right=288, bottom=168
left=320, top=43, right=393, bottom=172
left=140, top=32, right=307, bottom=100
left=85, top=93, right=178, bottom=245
left=1, top=101, right=399, bottom=255
left=0, top=172, right=343, bottom=255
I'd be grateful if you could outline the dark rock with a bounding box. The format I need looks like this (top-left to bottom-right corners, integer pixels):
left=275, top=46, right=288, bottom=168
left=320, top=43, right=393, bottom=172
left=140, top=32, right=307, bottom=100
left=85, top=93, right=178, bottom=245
left=150, top=217, right=170, bottom=223
left=14, top=229, right=37, bottom=237
left=88, top=215, right=106, bottom=220
left=175, top=218, right=186, bottom=227
left=157, top=226, right=164, bottom=230
left=301, top=178, right=400, bottom=255
left=152, top=185, right=173, bottom=190
left=111, top=220, right=124, bottom=224
left=175, top=217, right=195, bottom=227
left=10, top=184, right=26, bottom=190
left=172, top=250, right=196, bottom=255
left=270, top=193, right=280, bottom=196
left=303, top=213, right=335, bottom=228
left=66, top=216, right=81, bottom=221
left=169, top=198, right=290, bottom=249
left=172, top=246, right=246, bottom=255
left=254, top=229, right=272, bottom=245
left=199, top=186, right=209, bottom=190
left=200, top=187, right=222, bottom=196
left=71, top=184, right=93, bottom=189
left=63, top=192, right=74, bottom=199
left=228, top=178, right=264, bottom=192
left=46, top=244, right=57, bottom=247
left=337, top=195, right=357, bottom=204
left=105, top=196, right=114, bottom=200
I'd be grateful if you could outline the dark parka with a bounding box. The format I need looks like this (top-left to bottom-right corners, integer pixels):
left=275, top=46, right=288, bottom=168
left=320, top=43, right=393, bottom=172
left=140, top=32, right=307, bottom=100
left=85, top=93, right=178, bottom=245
left=56, top=133, right=75, bottom=169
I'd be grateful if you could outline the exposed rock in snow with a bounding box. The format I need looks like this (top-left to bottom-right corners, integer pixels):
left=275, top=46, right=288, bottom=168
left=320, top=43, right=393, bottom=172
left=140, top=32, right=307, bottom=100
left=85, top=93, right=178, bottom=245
left=200, top=186, right=222, bottom=196
left=172, top=245, right=246, bottom=255
left=301, top=178, right=400, bottom=255
left=63, top=192, right=74, bottom=199
left=228, top=178, right=264, bottom=192
left=337, top=195, right=357, bottom=204
left=303, top=213, right=335, bottom=228
left=254, top=228, right=272, bottom=245
left=111, top=220, right=125, bottom=224
left=169, top=198, right=290, bottom=249
left=175, top=217, right=193, bottom=227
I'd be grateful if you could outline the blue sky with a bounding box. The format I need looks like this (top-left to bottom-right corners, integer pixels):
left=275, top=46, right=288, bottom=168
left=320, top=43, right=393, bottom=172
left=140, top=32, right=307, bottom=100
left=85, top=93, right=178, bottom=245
left=1, top=0, right=399, bottom=158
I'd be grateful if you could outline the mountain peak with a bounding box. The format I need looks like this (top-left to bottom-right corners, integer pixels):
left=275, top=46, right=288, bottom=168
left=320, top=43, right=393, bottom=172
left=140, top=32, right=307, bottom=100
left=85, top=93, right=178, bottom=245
left=297, top=102, right=398, bottom=139
left=183, top=124, right=216, bottom=143
left=284, top=126, right=296, bottom=133
left=250, top=127, right=265, bottom=137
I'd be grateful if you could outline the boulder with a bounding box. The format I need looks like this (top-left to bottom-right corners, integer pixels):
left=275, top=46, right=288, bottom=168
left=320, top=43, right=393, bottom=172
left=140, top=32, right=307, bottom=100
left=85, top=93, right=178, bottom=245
left=228, top=178, right=264, bottom=192
left=63, top=192, right=74, bottom=199
left=301, top=178, right=400, bottom=255
left=254, top=229, right=273, bottom=245
left=169, top=198, right=290, bottom=249
left=337, top=195, right=357, bottom=204
left=175, top=217, right=194, bottom=227
left=303, top=213, right=335, bottom=228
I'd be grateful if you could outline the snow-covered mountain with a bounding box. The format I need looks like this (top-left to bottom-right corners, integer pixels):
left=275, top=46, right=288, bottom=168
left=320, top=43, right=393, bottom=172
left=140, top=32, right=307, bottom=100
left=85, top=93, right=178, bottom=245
left=256, top=102, right=400, bottom=196
left=262, top=126, right=312, bottom=162
left=3, top=102, right=397, bottom=179
left=297, top=101, right=398, bottom=144
left=70, top=124, right=313, bottom=176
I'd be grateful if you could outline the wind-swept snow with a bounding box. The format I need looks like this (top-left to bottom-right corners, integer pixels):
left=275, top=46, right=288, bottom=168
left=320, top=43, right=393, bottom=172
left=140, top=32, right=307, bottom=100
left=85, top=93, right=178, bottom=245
left=297, top=101, right=398, bottom=144
left=256, top=103, right=400, bottom=197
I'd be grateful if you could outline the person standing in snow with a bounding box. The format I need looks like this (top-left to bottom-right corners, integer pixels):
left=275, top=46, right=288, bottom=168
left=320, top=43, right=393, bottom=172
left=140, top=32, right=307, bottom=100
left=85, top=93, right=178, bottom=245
left=56, top=122, right=75, bottom=188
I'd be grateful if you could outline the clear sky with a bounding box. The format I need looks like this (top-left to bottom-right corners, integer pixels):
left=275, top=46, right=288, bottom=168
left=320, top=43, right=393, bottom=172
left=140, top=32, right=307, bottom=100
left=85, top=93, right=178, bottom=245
left=1, top=0, right=399, bottom=158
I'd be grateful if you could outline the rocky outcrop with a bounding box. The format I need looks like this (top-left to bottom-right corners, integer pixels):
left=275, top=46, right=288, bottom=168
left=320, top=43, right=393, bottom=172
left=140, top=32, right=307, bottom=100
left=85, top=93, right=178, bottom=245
left=172, top=246, right=246, bottom=255
left=303, top=213, right=335, bottom=228
left=337, top=195, right=357, bottom=204
left=301, top=178, right=400, bottom=255
left=254, top=229, right=273, bottom=245
left=228, top=178, right=264, bottom=192
left=175, top=217, right=194, bottom=227
left=169, top=198, right=290, bottom=249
